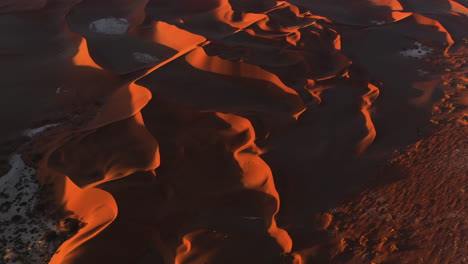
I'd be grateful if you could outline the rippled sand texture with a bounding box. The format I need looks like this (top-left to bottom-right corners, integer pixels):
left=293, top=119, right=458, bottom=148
left=1, top=0, right=467, bottom=263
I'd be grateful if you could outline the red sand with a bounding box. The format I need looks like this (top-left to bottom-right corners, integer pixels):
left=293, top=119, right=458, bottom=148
left=1, top=0, right=467, bottom=263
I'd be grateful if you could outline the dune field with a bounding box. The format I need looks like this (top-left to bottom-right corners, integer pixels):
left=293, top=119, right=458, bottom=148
left=0, top=0, right=467, bottom=263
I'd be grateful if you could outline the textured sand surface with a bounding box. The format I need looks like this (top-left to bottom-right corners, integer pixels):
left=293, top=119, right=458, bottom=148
left=0, top=0, right=467, bottom=263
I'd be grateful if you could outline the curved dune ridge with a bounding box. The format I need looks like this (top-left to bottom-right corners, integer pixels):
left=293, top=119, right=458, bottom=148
left=1, top=0, right=467, bottom=263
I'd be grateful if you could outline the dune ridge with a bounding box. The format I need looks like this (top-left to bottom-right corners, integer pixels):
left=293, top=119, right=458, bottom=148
left=1, top=0, right=466, bottom=263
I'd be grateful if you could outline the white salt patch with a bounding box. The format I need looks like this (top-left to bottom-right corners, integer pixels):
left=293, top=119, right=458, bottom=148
left=0, top=155, right=59, bottom=264
left=133, top=52, right=159, bottom=64
left=400, top=42, right=432, bottom=58
left=89, top=17, right=129, bottom=35
left=0, top=155, right=36, bottom=218
left=22, top=124, right=58, bottom=138
left=370, top=20, right=386, bottom=25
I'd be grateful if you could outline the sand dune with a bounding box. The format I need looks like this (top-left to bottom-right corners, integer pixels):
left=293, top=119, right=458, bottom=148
left=1, top=0, right=466, bottom=263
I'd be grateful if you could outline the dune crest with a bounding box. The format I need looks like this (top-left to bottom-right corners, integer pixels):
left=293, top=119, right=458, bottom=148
left=357, top=83, right=380, bottom=154
left=1, top=0, right=466, bottom=263
left=48, top=177, right=118, bottom=264
left=185, top=47, right=305, bottom=118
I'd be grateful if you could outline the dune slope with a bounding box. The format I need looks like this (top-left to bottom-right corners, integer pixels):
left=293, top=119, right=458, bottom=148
left=0, top=0, right=466, bottom=263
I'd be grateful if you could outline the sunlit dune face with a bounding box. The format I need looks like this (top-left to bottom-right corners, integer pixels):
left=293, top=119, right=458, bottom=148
left=3, top=0, right=465, bottom=263
left=175, top=231, right=196, bottom=264
left=357, top=83, right=380, bottom=154
left=72, top=38, right=102, bottom=70
left=84, top=83, right=153, bottom=130
left=145, top=21, right=206, bottom=53
left=48, top=177, right=118, bottom=264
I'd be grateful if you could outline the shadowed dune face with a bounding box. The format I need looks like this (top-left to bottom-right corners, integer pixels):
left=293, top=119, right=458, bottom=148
left=0, top=0, right=85, bottom=15
left=229, top=0, right=278, bottom=12
left=47, top=113, right=160, bottom=188
left=287, top=0, right=413, bottom=26
left=141, top=109, right=293, bottom=263
left=1, top=0, right=466, bottom=263
left=137, top=46, right=306, bottom=123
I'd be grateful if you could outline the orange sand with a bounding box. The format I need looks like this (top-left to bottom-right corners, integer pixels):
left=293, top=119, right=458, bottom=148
left=1, top=0, right=466, bottom=263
